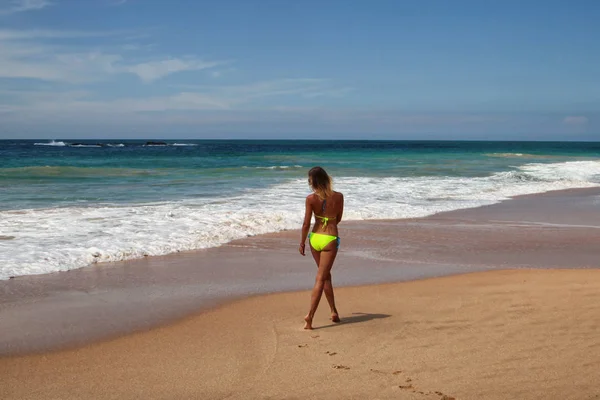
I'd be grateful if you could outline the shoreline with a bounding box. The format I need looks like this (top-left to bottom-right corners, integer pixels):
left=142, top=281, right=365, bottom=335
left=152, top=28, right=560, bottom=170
left=1, top=186, right=600, bottom=356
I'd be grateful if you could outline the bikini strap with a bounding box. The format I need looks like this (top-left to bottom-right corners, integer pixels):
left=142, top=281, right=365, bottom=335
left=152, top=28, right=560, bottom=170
left=318, top=216, right=328, bottom=227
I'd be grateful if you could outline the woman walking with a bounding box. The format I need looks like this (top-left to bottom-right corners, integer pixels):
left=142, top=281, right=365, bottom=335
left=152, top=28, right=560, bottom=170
left=299, top=166, right=344, bottom=329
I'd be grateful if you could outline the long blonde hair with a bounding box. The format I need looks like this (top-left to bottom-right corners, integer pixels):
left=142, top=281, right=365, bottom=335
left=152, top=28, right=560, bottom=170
left=308, top=166, right=333, bottom=200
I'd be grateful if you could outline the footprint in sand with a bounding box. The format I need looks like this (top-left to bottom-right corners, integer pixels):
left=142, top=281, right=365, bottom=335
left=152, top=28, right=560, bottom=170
left=332, top=364, right=350, bottom=370
left=429, top=391, right=456, bottom=399
left=311, top=335, right=320, bottom=339
left=324, top=351, right=337, bottom=356
left=370, top=369, right=403, bottom=375
left=297, top=344, right=308, bottom=348
left=369, top=369, right=386, bottom=374
left=395, top=377, right=456, bottom=400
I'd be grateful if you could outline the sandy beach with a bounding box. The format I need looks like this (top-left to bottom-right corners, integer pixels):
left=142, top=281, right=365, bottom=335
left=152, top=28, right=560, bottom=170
left=2, top=269, right=600, bottom=400
left=1, top=188, right=600, bottom=399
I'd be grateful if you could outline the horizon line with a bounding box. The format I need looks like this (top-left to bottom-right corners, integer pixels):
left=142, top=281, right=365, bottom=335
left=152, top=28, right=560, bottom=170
left=2, top=138, right=600, bottom=143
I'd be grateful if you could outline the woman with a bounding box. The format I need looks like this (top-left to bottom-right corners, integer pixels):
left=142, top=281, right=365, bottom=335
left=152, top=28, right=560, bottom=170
left=299, top=166, right=344, bottom=330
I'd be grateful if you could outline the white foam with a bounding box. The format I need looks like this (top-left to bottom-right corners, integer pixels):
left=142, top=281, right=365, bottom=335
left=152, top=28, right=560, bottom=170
left=171, top=143, right=198, bottom=146
left=107, top=144, right=125, bottom=147
left=485, top=153, right=561, bottom=159
left=486, top=152, right=525, bottom=157
left=33, top=140, right=66, bottom=147
left=243, top=165, right=303, bottom=170
left=1, top=160, right=599, bottom=280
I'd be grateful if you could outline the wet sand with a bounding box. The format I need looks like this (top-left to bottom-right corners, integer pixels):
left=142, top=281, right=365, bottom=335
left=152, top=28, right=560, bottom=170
left=1, top=188, right=599, bottom=356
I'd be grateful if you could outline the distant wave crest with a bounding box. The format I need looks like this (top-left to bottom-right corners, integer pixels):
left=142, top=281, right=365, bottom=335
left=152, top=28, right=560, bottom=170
left=33, top=141, right=126, bottom=148
left=34, top=140, right=66, bottom=147
left=242, top=165, right=303, bottom=170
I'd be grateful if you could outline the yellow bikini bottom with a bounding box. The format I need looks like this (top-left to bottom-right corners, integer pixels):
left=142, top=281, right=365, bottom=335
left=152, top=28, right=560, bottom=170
left=308, top=232, right=340, bottom=252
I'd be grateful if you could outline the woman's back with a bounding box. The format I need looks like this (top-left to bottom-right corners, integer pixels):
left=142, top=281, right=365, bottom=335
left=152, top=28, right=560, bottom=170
left=310, top=191, right=344, bottom=235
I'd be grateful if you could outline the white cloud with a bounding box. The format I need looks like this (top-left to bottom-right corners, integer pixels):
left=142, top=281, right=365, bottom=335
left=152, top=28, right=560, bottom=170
left=125, top=58, right=224, bottom=83
left=2, top=92, right=230, bottom=116
left=0, top=0, right=52, bottom=15
left=0, top=41, right=122, bottom=82
left=203, top=79, right=350, bottom=105
left=0, top=30, right=224, bottom=83
left=2, top=79, right=353, bottom=117
left=120, top=43, right=156, bottom=51
left=0, top=28, right=352, bottom=117
left=0, top=104, right=17, bottom=113
left=302, top=87, right=355, bottom=98
left=563, top=116, right=588, bottom=125
left=91, top=92, right=232, bottom=113
left=0, top=29, right=126, bottom=82
left=168, top=79, right=351, bottom=106
left=209, top=67, right=236, bottom=79
left=0, top=29, right=120, bottom=40
left=218, top=78, right=326, bottom=99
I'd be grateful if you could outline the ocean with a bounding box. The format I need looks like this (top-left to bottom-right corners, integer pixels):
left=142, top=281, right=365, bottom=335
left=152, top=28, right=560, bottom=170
left=1, top=139, right=599, bottom=280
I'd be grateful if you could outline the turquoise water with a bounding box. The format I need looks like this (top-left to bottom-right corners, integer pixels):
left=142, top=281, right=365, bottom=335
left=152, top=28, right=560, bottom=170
left=2, top=140, right=599, bottom=210
left=1, top=139, right=599, bottom=279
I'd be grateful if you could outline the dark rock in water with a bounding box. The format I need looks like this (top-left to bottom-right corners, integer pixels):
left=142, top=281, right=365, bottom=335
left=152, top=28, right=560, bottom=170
left=145, top=141, right=168, bottom=146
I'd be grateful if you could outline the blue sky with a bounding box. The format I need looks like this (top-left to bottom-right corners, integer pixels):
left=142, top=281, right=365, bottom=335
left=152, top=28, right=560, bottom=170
left=0, top=0, right=598, bottom=140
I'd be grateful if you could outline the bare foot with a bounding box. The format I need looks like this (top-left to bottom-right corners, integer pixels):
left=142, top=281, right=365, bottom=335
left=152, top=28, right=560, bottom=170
left=331, top=310, right=341, bottom=323
left=304, top=315, right=313, bottom=330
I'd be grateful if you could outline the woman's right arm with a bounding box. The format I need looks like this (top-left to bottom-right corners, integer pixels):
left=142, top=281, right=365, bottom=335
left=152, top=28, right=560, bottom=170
left=337, top=193, right=344, bottom=223
left=299, top=196, right=312, bottom=255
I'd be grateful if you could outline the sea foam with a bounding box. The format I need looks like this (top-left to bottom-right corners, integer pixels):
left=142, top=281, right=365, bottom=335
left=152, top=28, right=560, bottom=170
left=1, top=160, right=599, bottom=280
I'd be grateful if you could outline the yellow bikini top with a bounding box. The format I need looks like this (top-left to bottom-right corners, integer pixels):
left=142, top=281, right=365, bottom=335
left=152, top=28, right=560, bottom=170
left=315, top=215, right=335, bottom=227
left=315, top=199, right=336, bottom=227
